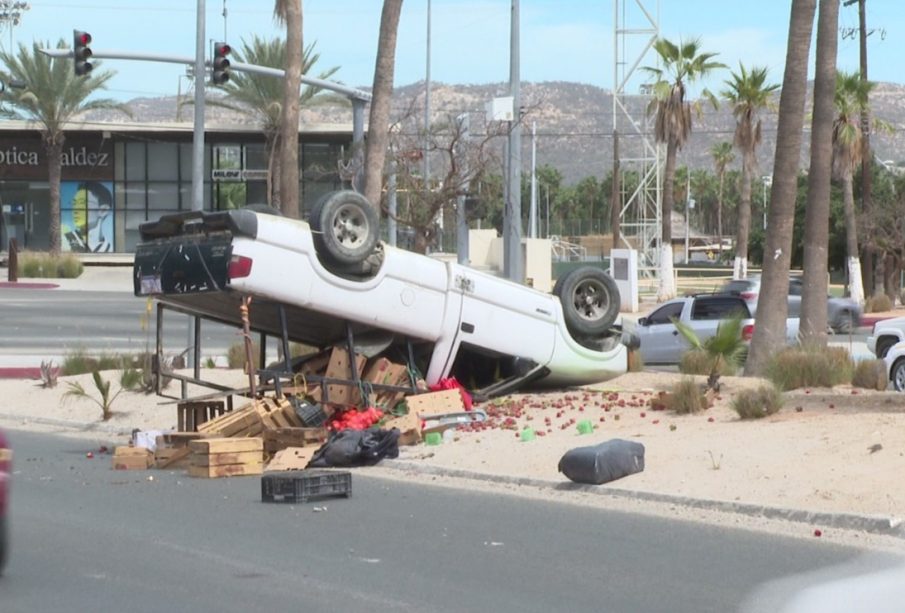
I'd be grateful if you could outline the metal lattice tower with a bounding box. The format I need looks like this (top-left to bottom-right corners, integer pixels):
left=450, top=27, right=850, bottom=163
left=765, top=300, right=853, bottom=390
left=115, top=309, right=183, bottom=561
left=612, top=0, right=661, bottom=273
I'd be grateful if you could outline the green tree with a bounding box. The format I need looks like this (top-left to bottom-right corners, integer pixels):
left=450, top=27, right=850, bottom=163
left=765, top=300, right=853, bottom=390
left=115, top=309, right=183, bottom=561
left=721, top=63, right=779, bottom=280
left=710, top=141, right=735, bottom=259
left=0, top=40, right=128, bottom=254
left=832, top=70, right=874, bottom=308
left=208, top=36, right=339, bottom=208
left=644, top=37, right=725, bottom=300
left=674, top=314, right=748, bottom=392
left=274, top=0, right=303, bottom=219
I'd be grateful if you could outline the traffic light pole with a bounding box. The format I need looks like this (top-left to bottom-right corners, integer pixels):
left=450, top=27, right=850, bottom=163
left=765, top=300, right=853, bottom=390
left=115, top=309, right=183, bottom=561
left=39, top=48, right=372, bottom=148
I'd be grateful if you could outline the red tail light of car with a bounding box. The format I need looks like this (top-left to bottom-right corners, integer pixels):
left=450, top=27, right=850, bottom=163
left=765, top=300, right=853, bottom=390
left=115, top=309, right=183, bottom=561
left=740, top=291, right=758, bottom=301
left=742, top=324, right=755, bottom=341
left=228, top=255, right=253, bottom=279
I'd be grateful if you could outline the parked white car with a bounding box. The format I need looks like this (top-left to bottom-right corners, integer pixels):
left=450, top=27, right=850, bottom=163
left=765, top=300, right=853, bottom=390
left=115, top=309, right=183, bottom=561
left=867, top=316, right=905, bottom=358
left=133, top=192, right=636, bottom=397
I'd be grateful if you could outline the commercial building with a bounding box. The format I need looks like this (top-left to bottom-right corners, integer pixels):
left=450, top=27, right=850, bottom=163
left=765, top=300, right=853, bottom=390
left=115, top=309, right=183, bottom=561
left=0, top=121, right=352, bottom=253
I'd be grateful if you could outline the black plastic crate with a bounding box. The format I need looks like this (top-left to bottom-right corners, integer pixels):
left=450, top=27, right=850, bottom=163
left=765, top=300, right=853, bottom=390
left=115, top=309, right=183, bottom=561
left=261, top=470, right=352, bottom=503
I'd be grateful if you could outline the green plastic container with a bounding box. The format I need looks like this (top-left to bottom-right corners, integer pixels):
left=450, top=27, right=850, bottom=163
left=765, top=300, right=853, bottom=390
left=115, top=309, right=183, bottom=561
left=520, top=427, right=536, bottom=442
left=425, top=432, right=442, bottom=446
left=576, top=420, right=594, bottom=435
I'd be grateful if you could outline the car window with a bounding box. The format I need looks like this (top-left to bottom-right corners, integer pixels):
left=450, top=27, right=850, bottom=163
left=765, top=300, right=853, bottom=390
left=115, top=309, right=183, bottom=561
left=788, top=279, right=802, bottom=296
left=691, top=297, right=750, bottom=320
left=647, top=302, right=684, bottom=325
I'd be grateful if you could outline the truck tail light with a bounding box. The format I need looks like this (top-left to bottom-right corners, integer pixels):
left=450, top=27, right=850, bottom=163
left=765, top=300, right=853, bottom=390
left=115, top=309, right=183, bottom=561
left=742, top=324, right=755, bottom=341
left=228, top=255, right=253, bottom=279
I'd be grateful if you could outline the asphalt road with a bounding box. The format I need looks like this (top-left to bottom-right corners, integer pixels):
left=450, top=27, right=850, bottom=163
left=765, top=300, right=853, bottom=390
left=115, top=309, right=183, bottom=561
left=1, top=429, right=890, bottom=613
left=0, top=288, right=243, bottom=360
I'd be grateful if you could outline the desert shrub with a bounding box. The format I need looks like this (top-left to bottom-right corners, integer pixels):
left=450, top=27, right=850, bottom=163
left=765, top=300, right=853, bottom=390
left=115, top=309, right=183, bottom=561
left=61, top=350, right=136, bottom=376
left=851, top=359, right=888, bottom=391
left=17, top=252, right=83, bottom=278
left=765, top=346, right=853, bottom=390
left=40, top=360, right=59, bottom=388
left=732, top=385, right=783, bottom=419
left=670, top=377, right=708, bottom=415
left=55, top=254, right=84, bottom=278
left=679, top=349, right=739, bottom=377
left=227, top=341, right=260, bottom=369
left=627, top=348, right=644, bottom=372
left=865, top=293, right=893, bottom=313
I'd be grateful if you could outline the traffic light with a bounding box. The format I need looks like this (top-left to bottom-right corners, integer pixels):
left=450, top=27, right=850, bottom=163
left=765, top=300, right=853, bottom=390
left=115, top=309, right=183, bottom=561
left=212, top=42, right=231, bottom=85
left=73, top=30, right=93, bottom=77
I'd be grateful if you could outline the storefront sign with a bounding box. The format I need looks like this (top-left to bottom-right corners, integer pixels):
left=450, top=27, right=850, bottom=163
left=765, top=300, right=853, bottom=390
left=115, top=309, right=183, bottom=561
left=0, top=136, right=114, bottom=181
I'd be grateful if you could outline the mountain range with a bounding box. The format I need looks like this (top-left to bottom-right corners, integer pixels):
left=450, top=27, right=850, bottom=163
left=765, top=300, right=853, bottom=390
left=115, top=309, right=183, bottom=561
left=89, top=80, right=905, bottom=185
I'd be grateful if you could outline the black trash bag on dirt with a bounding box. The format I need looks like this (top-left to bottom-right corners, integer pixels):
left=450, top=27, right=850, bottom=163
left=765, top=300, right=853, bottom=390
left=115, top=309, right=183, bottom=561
left=558, top=439, right=645, bottom=485
left=309, top=427, right=400, bottom=468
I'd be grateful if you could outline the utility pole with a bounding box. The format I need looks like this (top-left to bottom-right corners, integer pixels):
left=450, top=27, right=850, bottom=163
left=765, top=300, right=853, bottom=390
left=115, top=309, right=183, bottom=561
left=529, top=121, right=537, bottom=238
left=504, top=0, right=522, bottom=282
left=192, top=0, right=205, bottom=213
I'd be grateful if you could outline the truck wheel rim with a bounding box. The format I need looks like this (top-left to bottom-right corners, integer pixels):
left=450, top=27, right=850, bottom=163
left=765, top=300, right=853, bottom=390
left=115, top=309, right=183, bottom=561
left=572, top=279, right=608, bottom=322
left=896, top=365, right=905, bottom=391
left=331, top=203, right=370, bottom=249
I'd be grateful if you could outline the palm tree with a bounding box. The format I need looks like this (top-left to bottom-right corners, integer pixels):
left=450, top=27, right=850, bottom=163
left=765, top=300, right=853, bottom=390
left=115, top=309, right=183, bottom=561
left=643, top=37, right=724, bottom=300
left=710, top=141, right=734, bottom=259
left=208, top=36, right=340, bottom=208
left=832, top=70, right=873, bottom=308
left=275, top=0, right=302, bottom=219
left=799, top=1, right=839, bottom=345
left=0, top=40, right=128, bottom=255
left=745, top=0, right=819, bottom=376
left=721, top=64, right=779, bottom=280
left=363, top=0, right=404, bottom=212
left=674, top=315, right=747, bottom=392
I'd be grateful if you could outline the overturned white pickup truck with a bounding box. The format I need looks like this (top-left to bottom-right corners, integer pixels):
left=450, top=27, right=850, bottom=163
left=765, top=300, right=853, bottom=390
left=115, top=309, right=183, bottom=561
left=133, top=191, right=635, bottom=398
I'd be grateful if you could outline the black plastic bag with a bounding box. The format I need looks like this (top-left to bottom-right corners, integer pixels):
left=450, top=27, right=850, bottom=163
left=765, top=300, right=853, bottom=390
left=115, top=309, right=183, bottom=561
left=558, top=439, right=645, bottom=485
left=309, top=427, right=400, bottom=468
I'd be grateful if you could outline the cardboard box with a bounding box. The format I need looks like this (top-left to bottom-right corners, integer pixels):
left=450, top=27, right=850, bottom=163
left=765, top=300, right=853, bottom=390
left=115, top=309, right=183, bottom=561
left=406, top=389, right=465, bottom=417
left=372, top=363, right=413, bottom=410
left=265, top=447, right=318, bottom=472
left=112, top=446, right=152, bottom=470
left=318, top=346, right=367, bottom=406
left=382, top=412, right=422, bottom=446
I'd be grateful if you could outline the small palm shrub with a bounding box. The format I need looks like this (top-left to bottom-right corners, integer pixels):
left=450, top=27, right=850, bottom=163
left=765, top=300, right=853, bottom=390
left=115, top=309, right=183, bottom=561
left=865, top=293, right=893, bottom=313
left=62, top=370, right=128, bottom=421
left=732, top=385, right=783, bottom=419
left=670, top=377, right=708, bottom=415
left=679, top=349, right=738, bottom=377
left=851, top=359, right=888, bottom=391
left=766, top=346, right=853, bottom=390
left=673, top=314, right=747, bottom=392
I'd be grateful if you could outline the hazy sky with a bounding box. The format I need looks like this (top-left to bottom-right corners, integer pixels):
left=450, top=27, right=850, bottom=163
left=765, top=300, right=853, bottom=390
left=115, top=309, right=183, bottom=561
left=0, top=1, right=896, bottom=101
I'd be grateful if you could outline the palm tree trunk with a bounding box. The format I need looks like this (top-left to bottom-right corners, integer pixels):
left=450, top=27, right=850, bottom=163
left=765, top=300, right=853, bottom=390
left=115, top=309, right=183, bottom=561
left=658, top=137, right=678, bottom=301
left=857, top=0, right=875, bottom=294
left=734, top=151, right=754, bottom=280
left=278, top=0, right=303, bottom=219
left=843, top=172, right=865, bottom=305
left=745, top=0, right=818, bottom=376
left=799, top=0, right=837, bottom=345
left=717, top=170, right=724, bottom=259
left=46, top=137, right=63, bottom=255
left=265, top=131, right=280, bottom=207
left=363, top=0, right=404, bottom=212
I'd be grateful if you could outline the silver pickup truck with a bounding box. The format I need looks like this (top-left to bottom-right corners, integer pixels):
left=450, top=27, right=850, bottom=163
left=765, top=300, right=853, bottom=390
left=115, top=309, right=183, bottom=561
left=132, top=191, right=636, bottom=397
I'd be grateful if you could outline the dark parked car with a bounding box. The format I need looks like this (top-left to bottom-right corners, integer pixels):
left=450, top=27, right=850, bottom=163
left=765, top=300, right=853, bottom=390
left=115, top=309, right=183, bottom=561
left=720, top=276, right=861, bottom=334
left=0, top=428, right=9, bottom=574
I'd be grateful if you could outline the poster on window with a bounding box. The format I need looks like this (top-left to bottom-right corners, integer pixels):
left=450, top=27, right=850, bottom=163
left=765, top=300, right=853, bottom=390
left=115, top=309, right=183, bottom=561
left=61, top=181, right=114, bottom=252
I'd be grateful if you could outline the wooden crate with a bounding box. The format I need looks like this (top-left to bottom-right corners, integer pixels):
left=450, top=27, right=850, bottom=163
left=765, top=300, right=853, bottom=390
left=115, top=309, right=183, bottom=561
left=188, top=437, right=263, bottom=478
left=263, top=427, right=328, bottom=455
left=177, top=400, right=226, bottom=432
left=112, top=446, right=152, bottom=470
left=154, top=432, right=203, bottom=469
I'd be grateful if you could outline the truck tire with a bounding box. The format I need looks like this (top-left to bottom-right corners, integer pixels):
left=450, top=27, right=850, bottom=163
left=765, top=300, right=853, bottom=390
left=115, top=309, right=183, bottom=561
left=553, top=267, right=620, bottom=338
left=309, top=191, right=379, bottom=265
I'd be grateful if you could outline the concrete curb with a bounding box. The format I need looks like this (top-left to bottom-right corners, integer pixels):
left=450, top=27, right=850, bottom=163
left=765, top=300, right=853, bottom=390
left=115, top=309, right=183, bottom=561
left=380, top=460, right=905, bottom=538
left=0, top=413, right=135, bottom=437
